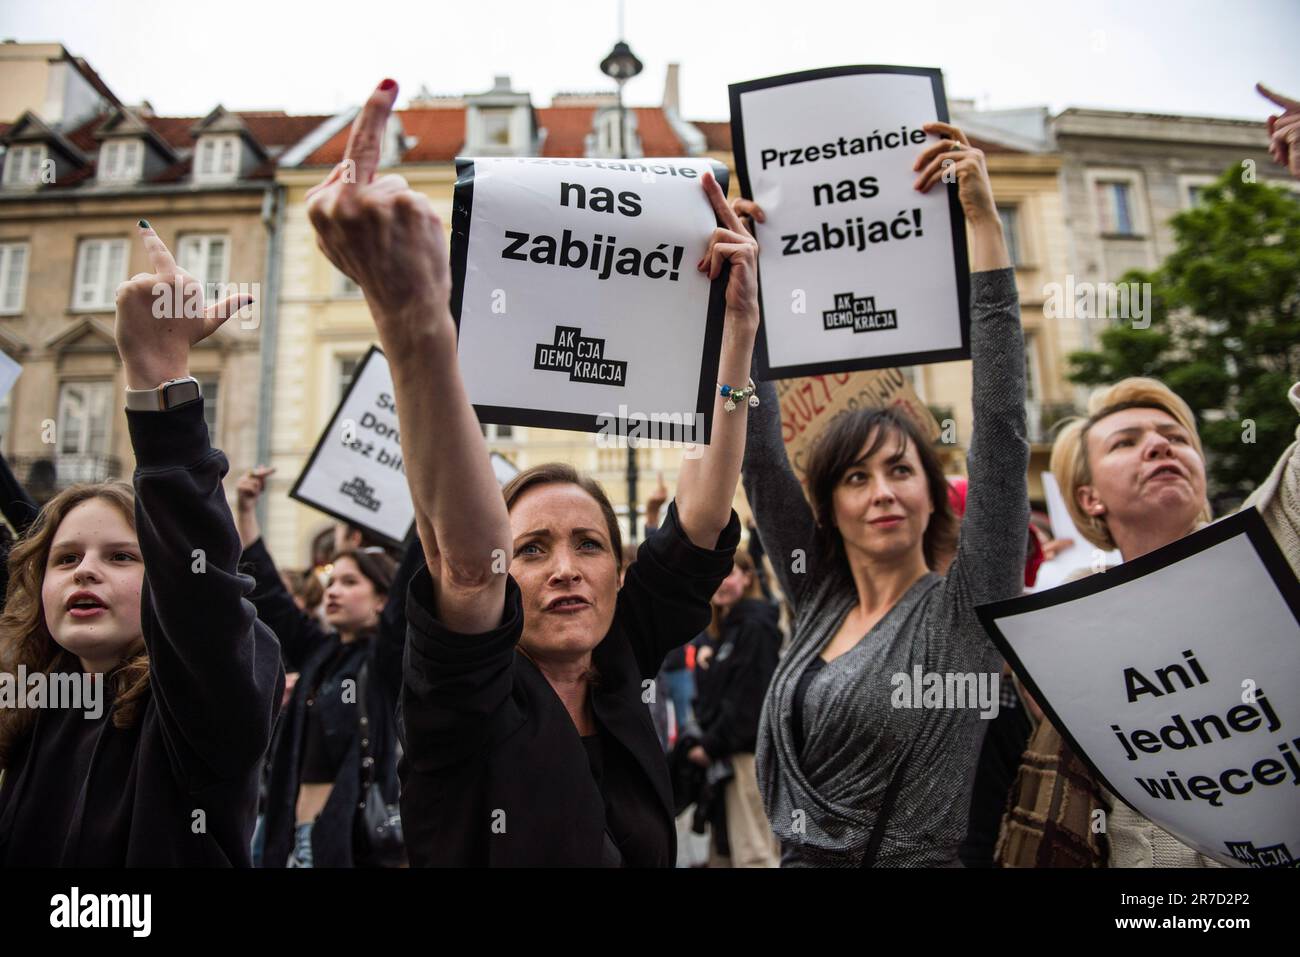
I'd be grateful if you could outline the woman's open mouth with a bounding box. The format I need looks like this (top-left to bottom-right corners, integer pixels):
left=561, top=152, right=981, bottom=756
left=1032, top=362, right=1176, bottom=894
left=66, top=592, right=108, bottom=619
left=545, top=595, right=591, bottom=614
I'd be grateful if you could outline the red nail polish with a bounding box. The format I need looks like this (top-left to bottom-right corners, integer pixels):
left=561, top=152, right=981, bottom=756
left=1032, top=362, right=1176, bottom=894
left=379, top=78, right=397, bottom=91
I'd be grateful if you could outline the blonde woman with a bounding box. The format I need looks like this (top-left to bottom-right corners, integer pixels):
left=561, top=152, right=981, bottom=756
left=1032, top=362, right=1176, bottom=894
left=998, top=375, right=1300, bottom=867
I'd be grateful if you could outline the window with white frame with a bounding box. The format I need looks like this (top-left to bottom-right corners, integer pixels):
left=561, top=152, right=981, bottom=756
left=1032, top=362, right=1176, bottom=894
left=57, top=380, right=113, bottom=458
left=997, top=205, right=1023, bottom=265
left=1094, top=178, right=1140, bottom=236
left=0, top=242, right=29, bottom=314
left=177, top=234, right=230, bottom=300
left=194, top=134, right=240, bottom=183
left=481, top=108, right=512, bottom=147
left=3, top=144, right=49, bottom=188
left=98, top=139, right=143, bottom=184
left=196, top=374, right=219, bottom=441
left=333, top=268, right=362, bottom=298
left=72, top=237, right=128, bottom=310
left=337, top=354, right=361, bottom=403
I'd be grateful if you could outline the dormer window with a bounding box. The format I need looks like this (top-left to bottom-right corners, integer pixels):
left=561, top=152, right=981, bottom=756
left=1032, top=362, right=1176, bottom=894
left=481, top=108, right=512, bottom=148
left=98, top=139, right=143, bottom=184
left=591, top=109, right=640, bottom=158
left=3, top=144, right=49, bottom=188
left=195, top=134, right=240, bottom=183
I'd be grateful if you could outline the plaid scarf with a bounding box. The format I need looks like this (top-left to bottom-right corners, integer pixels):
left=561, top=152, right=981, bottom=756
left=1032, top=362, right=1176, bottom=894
left=995, top=717, right=1108, bottom=868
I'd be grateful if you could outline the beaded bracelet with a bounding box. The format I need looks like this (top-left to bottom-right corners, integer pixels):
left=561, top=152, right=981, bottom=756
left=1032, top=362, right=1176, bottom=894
left=718, top=378, right=760, bottom=412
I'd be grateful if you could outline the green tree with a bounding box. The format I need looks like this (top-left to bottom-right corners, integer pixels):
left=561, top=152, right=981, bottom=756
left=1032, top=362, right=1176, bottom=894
left=1067, top=166, right=1300, bottom=506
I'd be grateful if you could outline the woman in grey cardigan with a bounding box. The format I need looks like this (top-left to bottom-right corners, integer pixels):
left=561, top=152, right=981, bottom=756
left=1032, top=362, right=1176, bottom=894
left=737, top=122, right=1030, bottom=866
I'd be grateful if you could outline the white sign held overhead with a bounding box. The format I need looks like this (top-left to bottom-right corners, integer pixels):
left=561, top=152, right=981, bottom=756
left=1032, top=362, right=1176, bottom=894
left=290, top=346, right=414, bottom=546
left=729, top=66, right=971, bottom=379
left=450, top=156, right=730, bottom=441
left=1030, top=471, right=1121, bottom=592
left=978, top=509, right=1300, bottom=868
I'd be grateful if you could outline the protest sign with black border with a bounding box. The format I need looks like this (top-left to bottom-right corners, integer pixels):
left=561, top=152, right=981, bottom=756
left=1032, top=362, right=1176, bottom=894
left=289, top=345, right=414, bottom=547
left=451, top=156, right=730, bottom=442
left=976, top=508, right=1300, bottom=868
left=730, top=65, right=971, bottom=379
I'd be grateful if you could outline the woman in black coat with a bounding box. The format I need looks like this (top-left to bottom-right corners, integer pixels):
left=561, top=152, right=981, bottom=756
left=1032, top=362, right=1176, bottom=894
left=689, top=548, right=782, bottom=866
left=0, top=223, right=281, bottom=865
left=306, top=79, right=759, bottom=866
left=234, top=472, right=419, bottom=867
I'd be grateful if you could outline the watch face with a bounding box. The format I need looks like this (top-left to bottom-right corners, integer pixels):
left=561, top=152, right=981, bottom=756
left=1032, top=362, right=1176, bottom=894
left=163, top=379, right=202, bottom=409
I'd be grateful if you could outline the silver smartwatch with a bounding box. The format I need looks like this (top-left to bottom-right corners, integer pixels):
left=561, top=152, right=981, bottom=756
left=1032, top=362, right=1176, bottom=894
left=124, top=376, right=202, bottom=412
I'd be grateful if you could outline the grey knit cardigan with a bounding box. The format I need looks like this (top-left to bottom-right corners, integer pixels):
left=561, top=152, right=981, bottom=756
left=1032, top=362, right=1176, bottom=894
left=744, top=267, right=1029, bottom=867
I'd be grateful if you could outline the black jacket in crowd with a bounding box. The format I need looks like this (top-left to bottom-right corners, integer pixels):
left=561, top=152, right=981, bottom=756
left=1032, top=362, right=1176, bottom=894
left=399, top=501, right=740, bottom=866
left=241, top=533, right=422, bottom=868
left=692, top=597, right=782, bottom=760
left=0, top=400, right=284, bottom=865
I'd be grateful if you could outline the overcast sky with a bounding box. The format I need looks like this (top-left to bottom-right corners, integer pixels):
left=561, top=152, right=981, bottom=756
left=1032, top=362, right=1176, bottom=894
left=2, top=0, right=1296, bottom=122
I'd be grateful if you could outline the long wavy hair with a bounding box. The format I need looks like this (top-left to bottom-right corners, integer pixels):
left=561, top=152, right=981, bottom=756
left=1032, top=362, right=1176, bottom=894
left=0, top=483, right=149, bottom=770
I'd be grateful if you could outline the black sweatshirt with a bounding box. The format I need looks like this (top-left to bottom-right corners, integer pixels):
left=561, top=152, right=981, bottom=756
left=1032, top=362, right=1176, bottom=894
left=239, top=532, right=416, bottom=867
left=693, top=598, right=782, bottom=759
left=399, top=501, right=740, bottom=867
left=0, top=400, right=284, bottom=866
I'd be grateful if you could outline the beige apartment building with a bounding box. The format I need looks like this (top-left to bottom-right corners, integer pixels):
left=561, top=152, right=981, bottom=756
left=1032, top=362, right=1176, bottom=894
left=0, top=42, right=329, bottom=508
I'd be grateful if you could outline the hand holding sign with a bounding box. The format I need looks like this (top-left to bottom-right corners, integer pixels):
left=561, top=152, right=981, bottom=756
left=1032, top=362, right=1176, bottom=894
left=912, top=123, right=996, bottom=226
left=114, top=223, right=253, bottom=390
left=306, top=80, right=453, bottom=354
left=698, top=170, right=760, bottom=324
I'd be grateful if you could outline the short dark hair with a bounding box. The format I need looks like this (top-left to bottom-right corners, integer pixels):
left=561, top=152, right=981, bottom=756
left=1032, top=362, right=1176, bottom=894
left=804, top=407, right=957, bottom=571
left=501, top=463, right=624, bottom=570
left=330, top=547, right=397, bottom=596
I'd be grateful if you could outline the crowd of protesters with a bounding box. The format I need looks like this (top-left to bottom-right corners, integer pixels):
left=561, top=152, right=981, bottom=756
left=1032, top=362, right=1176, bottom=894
left=0, top=78, right=1297, bottom=868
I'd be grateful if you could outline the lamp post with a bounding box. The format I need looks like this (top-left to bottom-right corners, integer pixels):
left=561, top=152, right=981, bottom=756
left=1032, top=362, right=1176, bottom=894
left=600, top=37, right=643, bottom=543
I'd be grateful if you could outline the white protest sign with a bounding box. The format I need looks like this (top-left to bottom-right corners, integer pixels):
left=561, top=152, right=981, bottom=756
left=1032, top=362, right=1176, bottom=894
left=0, top=352, right=21, bottom=402
left=729, top=66, right=970, bottom=379
left=1029, top=471, right=1121, bottom=592
left=450, top=156, right=729, bottom=441
left=490, top=451, right=520, bottom=486
left=978, top=509, right=1300, bottom=868
left=290, top=346, right=414, bottom=545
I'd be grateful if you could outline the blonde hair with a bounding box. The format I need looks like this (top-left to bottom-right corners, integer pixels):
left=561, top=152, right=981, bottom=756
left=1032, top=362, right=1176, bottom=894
left=1051, top=377, right=1212, bottom=550
left=0, top=483, right=149, bottom=769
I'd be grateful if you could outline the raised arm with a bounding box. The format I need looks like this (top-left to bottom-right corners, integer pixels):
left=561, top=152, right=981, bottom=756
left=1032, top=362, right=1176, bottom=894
left=673, top=172, right=760, bottom=550
left=115, top=222, right=283, bottom=781
left=307, top=80, right=509, bottom=637
left=728, top=197, right=821, bottom=609
left=913, top=123, right=1029, bottom=629
left=230, top=465, right=331, bottom=671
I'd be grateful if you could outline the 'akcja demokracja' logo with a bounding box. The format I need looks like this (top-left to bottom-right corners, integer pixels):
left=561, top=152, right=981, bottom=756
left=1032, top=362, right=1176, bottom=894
left=823, top=291, right=899, bottom=334
left=534, top=325, right=628, bottom=386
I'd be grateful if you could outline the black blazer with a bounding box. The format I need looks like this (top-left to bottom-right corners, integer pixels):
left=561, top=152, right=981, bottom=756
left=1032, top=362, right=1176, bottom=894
left=400, top=501, right=740, bottom=866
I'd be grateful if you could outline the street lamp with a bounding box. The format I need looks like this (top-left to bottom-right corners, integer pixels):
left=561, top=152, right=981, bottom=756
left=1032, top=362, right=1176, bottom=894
left=600, top=37, right=643, bottom=543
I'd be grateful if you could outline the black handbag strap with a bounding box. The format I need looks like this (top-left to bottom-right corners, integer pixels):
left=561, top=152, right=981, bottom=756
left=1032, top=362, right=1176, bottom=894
left=859, top=741, right=913, bottom=868
left=355, top=662, right=377, bottom=794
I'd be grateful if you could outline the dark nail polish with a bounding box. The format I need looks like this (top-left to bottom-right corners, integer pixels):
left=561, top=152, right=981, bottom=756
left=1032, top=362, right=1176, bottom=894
left=138, top=219, right=150, bottom=228
left=379, top=78, right=396, bottom=91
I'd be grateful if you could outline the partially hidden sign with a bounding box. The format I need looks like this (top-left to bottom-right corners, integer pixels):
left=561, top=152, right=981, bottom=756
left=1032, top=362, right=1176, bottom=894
left=977, top=509, right=1300, bottom=869
left=730, top=66, right=970, bottom=379
left=777, top=368, right=939, bottom=495
left=290, top=346, right=414, bottom=546
left=450, top=156, right=730, bottom=441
